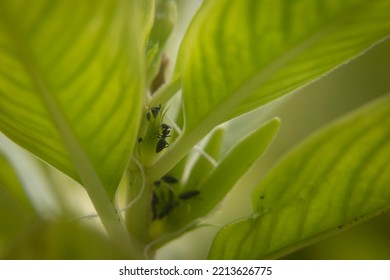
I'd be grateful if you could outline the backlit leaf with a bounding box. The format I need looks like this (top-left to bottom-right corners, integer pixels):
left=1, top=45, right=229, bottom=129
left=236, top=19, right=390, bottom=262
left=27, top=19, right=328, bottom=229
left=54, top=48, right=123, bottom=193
left=208, top=94, right=390, bottom=259
left=181, top=0, right=390, bottom=131
left=0, top=0, right=146, bottom=197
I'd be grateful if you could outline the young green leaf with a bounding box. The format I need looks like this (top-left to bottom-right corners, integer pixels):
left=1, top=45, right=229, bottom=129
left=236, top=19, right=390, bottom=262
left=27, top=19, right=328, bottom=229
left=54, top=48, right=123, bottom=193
left=146, top=0, right=177, bottom=87
left=148, top=0, right=390, bottom=183
left=153, top=118, right=280, bottom=241
left=184, top=128, right=224, bottom=191
left=208, top=93, right=390, bottom=259
left=141, top=0, right=155, bottom=48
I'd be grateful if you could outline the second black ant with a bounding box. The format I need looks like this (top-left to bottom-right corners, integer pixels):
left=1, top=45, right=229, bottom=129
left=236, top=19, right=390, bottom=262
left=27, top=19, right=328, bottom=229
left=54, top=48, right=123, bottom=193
left=155, top=123, right=171, bottom=153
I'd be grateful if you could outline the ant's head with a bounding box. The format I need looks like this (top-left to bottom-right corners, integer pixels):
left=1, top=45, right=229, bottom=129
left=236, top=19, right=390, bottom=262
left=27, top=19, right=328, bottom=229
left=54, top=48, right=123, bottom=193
left=161, top=123, right=171, bottom=130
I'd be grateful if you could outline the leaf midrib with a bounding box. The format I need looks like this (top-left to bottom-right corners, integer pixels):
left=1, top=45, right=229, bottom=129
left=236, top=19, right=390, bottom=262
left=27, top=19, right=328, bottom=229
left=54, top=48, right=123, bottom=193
left=0, top=4, right=135, bottom=255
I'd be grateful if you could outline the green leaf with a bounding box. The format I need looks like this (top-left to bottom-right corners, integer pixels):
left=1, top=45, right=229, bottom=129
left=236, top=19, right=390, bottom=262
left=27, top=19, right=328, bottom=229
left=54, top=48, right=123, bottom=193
left=182, top=0, right=390, bottom=131
left=146, top=0, right=177, bottom=86
left=184, top=127, right=224, bottom=191
left=147, top=0, right=176, bottom=53
left=155, top=118, right=280, bottom=239
left=148, top=0, right=390, bottom=183
left=0, top=0, right=144, bottom=197
left=208, top=93, right=390, bottom=259
left=0, top=1, right=149, bottom=255
left=141, top=0, right=155, bottom=48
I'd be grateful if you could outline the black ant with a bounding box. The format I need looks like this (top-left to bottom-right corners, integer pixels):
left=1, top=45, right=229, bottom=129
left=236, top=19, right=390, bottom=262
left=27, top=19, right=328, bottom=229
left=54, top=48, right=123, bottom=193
left=145, top=103, right=172, bottom=153
left=155, top=123, right=171, bottom=153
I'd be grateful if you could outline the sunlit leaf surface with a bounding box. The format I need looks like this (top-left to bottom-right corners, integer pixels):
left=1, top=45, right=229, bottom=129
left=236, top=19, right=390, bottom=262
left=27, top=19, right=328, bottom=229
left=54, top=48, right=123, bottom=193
left=180, top=0, right=390, bottom=132
left=0, top=1, right=145, bottom=196
left=209, top=94, right=390, bottom=259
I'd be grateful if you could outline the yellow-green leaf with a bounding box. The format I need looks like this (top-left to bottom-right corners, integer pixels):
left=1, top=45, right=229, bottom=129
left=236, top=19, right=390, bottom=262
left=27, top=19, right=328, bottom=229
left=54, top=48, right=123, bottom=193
left=208, top=93, right=390, bottom=259
left=0, top=1, right=145, bottom=197
left=181, top=0, right=390, bottom=132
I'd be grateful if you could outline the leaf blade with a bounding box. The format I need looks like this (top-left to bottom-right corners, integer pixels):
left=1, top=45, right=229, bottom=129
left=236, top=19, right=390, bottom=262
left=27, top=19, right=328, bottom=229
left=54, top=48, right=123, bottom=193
left=0, top=0, right=145, bottom=196
left=208, top=94, right=390, bottom=259
left=0, top=1, right=149, bottom=254
left=181, top=0, right=390, bottom=131
left=161, top=118, right=280, bottom=235
left=148, top=0, right=390, bottom=185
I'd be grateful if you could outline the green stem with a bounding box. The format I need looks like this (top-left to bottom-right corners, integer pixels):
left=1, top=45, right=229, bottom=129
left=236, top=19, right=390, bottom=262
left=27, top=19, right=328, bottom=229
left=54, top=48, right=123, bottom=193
left=125, top=159, right=153, bottom=257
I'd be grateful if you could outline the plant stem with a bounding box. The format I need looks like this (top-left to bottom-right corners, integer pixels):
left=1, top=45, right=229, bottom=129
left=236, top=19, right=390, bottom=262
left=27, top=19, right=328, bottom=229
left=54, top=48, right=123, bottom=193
left=125, top=159, right=153, bottom=257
